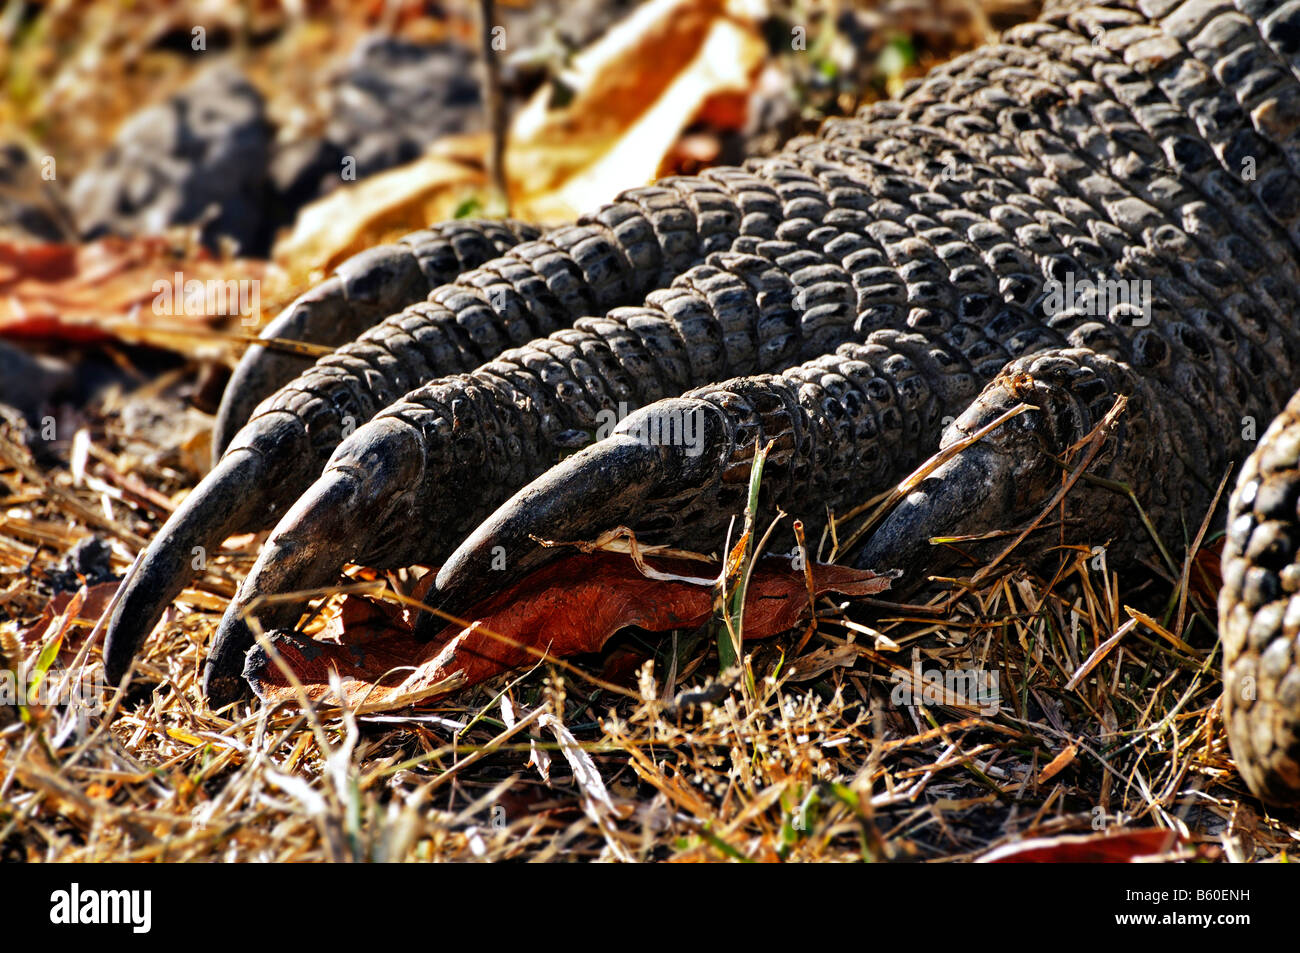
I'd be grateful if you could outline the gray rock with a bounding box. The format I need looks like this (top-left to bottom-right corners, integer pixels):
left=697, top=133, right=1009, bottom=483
left=323, top=36, right=482, bottom=182
left=69, top=65, right=272, bottom=254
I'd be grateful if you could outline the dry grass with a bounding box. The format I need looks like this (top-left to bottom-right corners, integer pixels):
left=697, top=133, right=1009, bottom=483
left=1, top=375, right=1296, bottom=864
left=2, top=0, right=1295, bottom=864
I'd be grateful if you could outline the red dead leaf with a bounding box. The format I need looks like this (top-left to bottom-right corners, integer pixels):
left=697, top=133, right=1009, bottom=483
left=19, top=580, right=122, bottom=666
left=977, top=829, right=1184, bottom=863
left=0, top=237, right=271, bottom=344
left=1190, top=538, right=1222, bottom=609
left=244, top=551, right=894, bottom=711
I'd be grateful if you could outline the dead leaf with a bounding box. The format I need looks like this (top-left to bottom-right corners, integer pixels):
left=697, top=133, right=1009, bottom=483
left=275, top=0, right=765, bottom=276
left=508, top=0, right=765, bottom=221
left=271, top=143, right=487, bottom=280
left=20, top=580, right=121, bottom=666
left=245, top=551, right=894, bottom=711
left=0, top=236, right=273, bottom=349
left=977, top=829, right=1183, bottom=863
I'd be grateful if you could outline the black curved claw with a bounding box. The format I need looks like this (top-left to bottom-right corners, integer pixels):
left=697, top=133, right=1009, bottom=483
left=103, top=413, right=310, bottom=684
left=853, top=441, right=1025, bottom=579
left=202, top=417, right=427, bottom=706
left=855, top=352, right=1149, bottom=579
left=428, top=399, right=728, bottom=638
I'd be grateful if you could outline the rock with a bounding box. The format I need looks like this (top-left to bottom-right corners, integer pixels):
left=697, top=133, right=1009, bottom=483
left=0, top=341, right=72, bottom=423
left=68, top=65, right=273, bottom=254
left=47, top=536, right=116, bottom=592
left=268, top=136, right=344, bottom=216
left=324, top=36, right=482, bottom=183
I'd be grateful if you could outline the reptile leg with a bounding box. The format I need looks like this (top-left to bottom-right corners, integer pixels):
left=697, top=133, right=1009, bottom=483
left=201, top=0, right=1300, bottom=698
left=201, top=138, right=1062, bottom=699
left=200, top=230, right=862, bottom=702
left=1220, top=388, right=1300, bottom=803
left=104, top=177, right=762, bottom=683
left=107, top=0, right=1300, bottom=804
left=213, top=218, right=540, bottom=460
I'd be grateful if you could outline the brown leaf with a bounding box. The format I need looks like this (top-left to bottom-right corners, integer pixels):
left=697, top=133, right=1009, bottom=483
left=245, top=551, right=894, bottom=711
left=1190, top=539, right=1222, bottom=609
left=977, top=829, right=1183, bottom=863
left=0, top=237, right=272, bottom=346
left=507, top=0, right=764, bottom=221
left=20, top=580, right=121, bottom=666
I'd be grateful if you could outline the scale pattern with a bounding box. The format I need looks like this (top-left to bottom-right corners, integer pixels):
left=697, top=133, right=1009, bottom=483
left=214, top=218, right=542, bottom=457
left=104, top=0, right=1300, bottom=802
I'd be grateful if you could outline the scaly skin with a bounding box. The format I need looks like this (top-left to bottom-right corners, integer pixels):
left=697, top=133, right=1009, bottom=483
left=110, top=0, right=1300, bottom=804
left=213, top=218, right=541, bottom=461
left=440, top=0, right=1300, bottom=801
left=203, top=159, right=945, bottom=695
left=1220, top=390, right=1300, bottom=804
left=218, top=0, right=1299, bottom=691
left=103, top=176, right=767, bottom=680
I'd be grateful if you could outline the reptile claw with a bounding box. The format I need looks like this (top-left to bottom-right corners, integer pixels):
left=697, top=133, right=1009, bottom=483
left=102, top=414, right=310, bottom=683
left=854, top=442, right=1021, bottom=579
left=86, top=1, right=1300, bottom=807
left=857, top=352, right=1161, bottom=580
left=429, top=399, right=727, bottom=638
left=203, top=417, right=426, bottom=705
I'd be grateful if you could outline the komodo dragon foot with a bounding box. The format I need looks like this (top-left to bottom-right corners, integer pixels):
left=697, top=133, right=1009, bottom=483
left=105, top=0, right=1300, bottom=804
